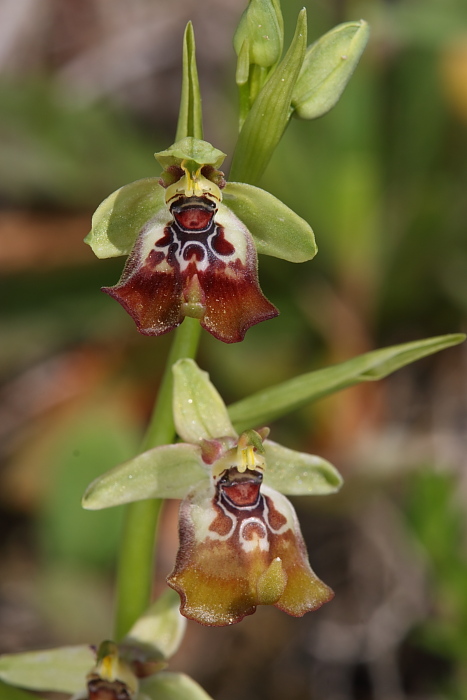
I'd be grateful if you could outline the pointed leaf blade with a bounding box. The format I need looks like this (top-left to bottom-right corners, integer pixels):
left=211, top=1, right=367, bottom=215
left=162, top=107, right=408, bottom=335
left=263, top=440, right=342, bottom=495
left=82, top=443, right=207, bottom=510
left=228, top=334, right=466, bottom=431
left=292, top=20, right=370, bottom=120
left=0, top=646, right=94, bottom=694
left=176, top=22, right=203, bottom=141
left=85, top=178, right=166, bottom=258
left=223, top=182, right=316, bottom=261
left=173, top=359, right=237, bottom=443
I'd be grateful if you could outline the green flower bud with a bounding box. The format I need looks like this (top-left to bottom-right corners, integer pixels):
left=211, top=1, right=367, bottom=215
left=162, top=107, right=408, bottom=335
left=291, top=20, right=370, bottom=120
left=233, top=0, right=283, bottom=70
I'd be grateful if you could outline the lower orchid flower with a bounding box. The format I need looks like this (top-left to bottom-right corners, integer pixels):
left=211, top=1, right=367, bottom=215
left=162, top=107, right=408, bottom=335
left=0, top=590, right=212, bottom=700
left=85, top=137, right=317, bottom=343
left=83, top=359, right=343, bottom=627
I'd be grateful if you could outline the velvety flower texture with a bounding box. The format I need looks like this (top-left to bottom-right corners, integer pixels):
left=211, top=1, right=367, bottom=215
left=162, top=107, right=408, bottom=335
left=167, top=437, right=334, bottom=626
left=82, top=359, right=343, bottom=627
left=85, top=138, right=317, bottom=343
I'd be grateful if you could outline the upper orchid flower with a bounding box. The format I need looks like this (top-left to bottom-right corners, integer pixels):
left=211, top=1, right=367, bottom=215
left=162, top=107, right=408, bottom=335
left=83, top=359, right=343, bottom=626
left=85, top=137, right=317, bottom=343
left=0, top=590, right=212, bottom=700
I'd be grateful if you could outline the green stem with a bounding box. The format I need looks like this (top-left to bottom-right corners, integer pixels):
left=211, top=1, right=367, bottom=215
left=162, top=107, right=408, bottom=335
left=113, top=317, right=202, bottom=640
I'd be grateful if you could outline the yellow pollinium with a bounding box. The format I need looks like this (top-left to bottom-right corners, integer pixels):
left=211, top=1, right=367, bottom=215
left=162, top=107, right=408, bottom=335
left=212, top=430, right=266, bottom=479
left=91, top=641, right=138, bottom=696
left=236, top=444, right=265, bottom=474
left=165, top=162, right=222, bottom=204
left=236, top=429, right=266, bottom=474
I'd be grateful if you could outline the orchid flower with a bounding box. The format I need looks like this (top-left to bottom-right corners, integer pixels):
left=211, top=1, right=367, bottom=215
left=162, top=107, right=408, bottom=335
left=0, top=590, right=212, bottom=700
left=85, top=137, right=317, bottom=343
left=83, top=359, right=343, bottom=626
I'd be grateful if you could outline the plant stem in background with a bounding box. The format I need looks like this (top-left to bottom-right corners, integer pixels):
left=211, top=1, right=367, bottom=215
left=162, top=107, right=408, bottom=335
left=113, top=317, right=201, bottom=640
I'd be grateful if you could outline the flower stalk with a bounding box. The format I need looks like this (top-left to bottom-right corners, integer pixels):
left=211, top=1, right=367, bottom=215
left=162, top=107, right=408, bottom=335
left=114, top=318, right=201, bottom=640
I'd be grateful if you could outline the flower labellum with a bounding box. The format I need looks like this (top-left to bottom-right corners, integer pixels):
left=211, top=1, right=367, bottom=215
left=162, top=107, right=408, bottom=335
left=167, top=433, right=334, bottom=626
left=102, top=138, right=278, bottom=343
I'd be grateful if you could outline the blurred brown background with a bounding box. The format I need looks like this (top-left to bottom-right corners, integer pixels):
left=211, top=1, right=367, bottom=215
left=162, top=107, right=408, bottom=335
left=1, top=0, right=467, bottom=698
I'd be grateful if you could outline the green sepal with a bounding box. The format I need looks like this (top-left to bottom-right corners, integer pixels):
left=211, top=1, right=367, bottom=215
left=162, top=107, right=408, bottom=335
left=140, top=671, right=213, bottom=700
left=229, top=9, right=307, bottom=184
left=263, top=440, right=342, bottom=495
left=292, top=20, right=370, bottom=120
left=125, top=589, right=186, bottom=662
left=176, top=22, right=203, bottom=141
left=223, top=182, right=316, bottom=261
left=0, top=645, right=94, bottom=694
left=85, top=177, right=165, bottom=258
left=229, top=334, right=466, bottom=431
left=82, top=443, right=207, bottom=510
left=173, top=359, right=237, bottom=444
left=155, top=137, right=226, bottom=174
left=233, top=0, right=283, bottom=70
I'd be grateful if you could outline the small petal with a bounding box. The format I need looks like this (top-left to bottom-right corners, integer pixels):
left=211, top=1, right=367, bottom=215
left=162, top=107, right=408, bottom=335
left=263, top=440, right=343, bottom=495
left=173, top=359, right=237, bottom=444
left=167, top=476, right=333, bottom=626
left=82, top=443, right=207, bottom=510
left=0, top=646, right=95, bottom=694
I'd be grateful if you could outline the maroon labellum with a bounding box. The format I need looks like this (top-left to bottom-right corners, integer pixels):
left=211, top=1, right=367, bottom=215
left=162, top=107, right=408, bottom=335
left=103, top=179, right=278, bottom=343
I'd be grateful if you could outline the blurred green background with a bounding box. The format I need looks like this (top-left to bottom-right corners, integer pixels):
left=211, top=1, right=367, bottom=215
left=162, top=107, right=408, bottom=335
left=0, top=0, right=466, bottom=698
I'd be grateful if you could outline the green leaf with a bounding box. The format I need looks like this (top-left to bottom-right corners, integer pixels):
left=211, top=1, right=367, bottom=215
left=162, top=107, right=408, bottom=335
left=0, top=681, right=39, bottom=700
left=223, top=182, right=316, bottom=261
left=140, top=672, right=213, bottom=700
left=85, top=177, right=165, bottom=258
left=125, top=589, right=186, bottom=661
left=233, top=0, right=283, bottom=70
left=229, top=9, right=307, bottom=184
left=292, top=20, right=369, bottom=120
left=155, top=137, right=226, bottom=173
left=228, top=334, right=466, bottom=431
left=173, top=359, right=237, bottom=443
left=0, top=645, right=94, bottom=694
left=176, top=22, right=203, bottom=141
left=82, top=443, right=207, bottom=510
left=263, top=440, right=342, bottom=495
